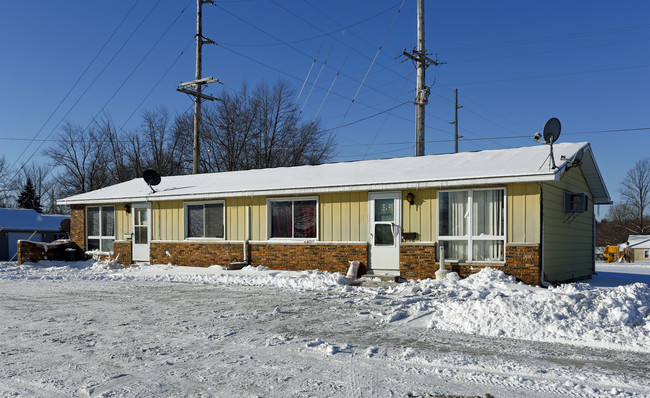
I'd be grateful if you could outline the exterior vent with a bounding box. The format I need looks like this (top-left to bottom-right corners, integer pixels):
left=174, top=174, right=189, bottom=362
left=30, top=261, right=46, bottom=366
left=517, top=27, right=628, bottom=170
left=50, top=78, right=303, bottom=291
left=564, top=192, right=589, bottom=213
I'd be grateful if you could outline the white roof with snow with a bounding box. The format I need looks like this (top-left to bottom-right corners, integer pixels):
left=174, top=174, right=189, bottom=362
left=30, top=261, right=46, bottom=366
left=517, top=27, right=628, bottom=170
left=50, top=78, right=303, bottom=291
left=0, top=208, right=69, bottom=231
left=627, top=235, right=650, bottom=249
left=58, top=142, right=611, bottom=205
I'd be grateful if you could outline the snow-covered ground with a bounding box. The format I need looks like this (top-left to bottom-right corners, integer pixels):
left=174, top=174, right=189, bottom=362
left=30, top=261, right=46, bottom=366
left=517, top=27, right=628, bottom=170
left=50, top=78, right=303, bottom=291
left=1, top=261, right=649, bottom=397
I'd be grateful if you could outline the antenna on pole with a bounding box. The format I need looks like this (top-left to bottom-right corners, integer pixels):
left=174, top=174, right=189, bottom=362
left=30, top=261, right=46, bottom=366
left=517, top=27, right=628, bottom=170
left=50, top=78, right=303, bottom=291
left=177, top=0, right=219, bottom=175
left=400, top=0, right=445, bottom=156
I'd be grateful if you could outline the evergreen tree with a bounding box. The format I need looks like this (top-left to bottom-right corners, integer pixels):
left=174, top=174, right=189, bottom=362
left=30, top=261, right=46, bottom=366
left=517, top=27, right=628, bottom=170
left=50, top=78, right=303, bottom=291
left=17, top=177, right=42, bottom=213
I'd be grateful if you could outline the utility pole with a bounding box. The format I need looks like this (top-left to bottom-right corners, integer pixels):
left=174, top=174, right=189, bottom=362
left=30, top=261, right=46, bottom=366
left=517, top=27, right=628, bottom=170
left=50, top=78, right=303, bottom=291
left=177, top=0, right=219, bottom=174
left=402, top=0, right=444, bottom=156
left=448, top=88, right=463, bottom=153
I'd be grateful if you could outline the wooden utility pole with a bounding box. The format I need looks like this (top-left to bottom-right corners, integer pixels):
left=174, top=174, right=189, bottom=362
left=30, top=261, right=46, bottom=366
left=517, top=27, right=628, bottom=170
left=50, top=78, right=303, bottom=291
left=449, top=88, right=463, bottom=153
left=177, top=0, right=219, bottom=174
left=402, top=0, right=444, bottom=156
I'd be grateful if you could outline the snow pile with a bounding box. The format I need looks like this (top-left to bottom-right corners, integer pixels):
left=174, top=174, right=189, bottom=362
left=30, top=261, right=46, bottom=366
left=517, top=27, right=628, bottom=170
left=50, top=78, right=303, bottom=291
left=0, top=260, right=349, bottom=292
left=1, top=261, right=649, bottom=352
left=380, top=268, right=650, bottom=352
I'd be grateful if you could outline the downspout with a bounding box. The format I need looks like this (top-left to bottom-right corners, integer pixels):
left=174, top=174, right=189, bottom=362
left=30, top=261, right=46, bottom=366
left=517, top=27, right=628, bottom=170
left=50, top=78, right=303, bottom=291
left=539, top=183, right=551, bottom=287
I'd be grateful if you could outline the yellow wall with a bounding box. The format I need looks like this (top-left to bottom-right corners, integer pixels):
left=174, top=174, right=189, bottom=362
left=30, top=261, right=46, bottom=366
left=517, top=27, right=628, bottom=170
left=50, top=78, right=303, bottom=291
left=402, top=189, right=436, bottom=241
left=400, top=184, right=540, bottom=244
left=141, top=183, right=541, bottom=244
left=506, top=183, right=541, bottom=243
left=319, top=192, right=367, bottom=242
left=542, top=167, right=594, bottom=282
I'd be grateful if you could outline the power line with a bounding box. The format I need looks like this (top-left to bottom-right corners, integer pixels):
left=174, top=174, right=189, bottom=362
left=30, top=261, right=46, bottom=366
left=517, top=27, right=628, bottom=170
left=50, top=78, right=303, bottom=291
left=216, top=2, right=399, bottom=48
left=6, top=0, right=146, bottom=174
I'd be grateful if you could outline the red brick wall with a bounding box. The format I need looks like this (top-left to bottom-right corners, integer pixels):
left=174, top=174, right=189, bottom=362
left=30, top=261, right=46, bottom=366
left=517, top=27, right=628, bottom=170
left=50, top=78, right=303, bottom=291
left=398, top=242, right=541, bottom=285
left=112, top=241, right=132, bottom=265
left=442, top=244, right=541, bottom=286
left=70, top=204, right=85, bottom=251
left=503, top=244, right=541, bottom=285
left=150, top=241, right=246, bottom=267
left=249, top=242, right=368, bottom=274
left=400, top=243, right=438, bottom=279
left=18, top=240, right=83, bottom=265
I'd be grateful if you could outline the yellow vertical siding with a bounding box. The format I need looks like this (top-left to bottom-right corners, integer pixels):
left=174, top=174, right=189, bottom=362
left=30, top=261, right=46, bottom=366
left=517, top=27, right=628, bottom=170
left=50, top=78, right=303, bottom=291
left=506, top=183, right=541, bottom=243
left=542, top=167, right=594, bottom=282
left=319, top=192, right=367, bottom=242
left=401, top=189, right=436, bottom=242
left=151, top=200, right=183, bottom=241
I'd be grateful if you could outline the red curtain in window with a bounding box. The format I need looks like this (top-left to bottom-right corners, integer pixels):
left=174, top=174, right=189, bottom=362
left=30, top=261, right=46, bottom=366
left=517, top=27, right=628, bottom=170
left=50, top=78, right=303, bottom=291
left=294, top=200, right=316, bottom=238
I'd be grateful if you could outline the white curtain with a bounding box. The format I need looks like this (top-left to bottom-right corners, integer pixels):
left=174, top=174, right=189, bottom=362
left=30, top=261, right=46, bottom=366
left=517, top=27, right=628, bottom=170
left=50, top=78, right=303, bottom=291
left=472, top=190, right=504, bottom=260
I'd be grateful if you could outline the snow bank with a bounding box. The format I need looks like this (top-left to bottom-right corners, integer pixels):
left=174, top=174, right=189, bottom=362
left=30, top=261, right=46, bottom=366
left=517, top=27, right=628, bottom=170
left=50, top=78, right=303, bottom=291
left=1, top=261, right=648, bottom=353
left=381, top=268, right=650, bottom=352
left=0, top=260, right=349, bottom=292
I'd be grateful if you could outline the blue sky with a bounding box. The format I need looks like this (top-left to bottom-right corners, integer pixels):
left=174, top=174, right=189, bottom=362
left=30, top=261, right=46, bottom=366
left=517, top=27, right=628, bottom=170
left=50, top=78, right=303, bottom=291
left=1, top=1, right=649, bottom=211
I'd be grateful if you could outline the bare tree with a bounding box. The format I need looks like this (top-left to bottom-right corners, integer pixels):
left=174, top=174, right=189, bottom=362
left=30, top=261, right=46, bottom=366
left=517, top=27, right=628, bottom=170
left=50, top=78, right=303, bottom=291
left=620, top=157, right=650, bottom=234
left=0, top=155, right=13, bottom=207
left=198, top=79, right=335, bottom=172
left=46, top=122, right=112, bottom=196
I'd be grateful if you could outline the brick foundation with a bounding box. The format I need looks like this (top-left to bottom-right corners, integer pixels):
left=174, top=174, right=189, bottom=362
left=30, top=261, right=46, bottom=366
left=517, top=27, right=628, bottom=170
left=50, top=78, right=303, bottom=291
left=150, top=241, right=247, bottom=267
left=112, top=241, right=132, bottom=265
left=18, top=240, right=84, bottom=265
left=249, top=242, right=368, bottom=274
left=400, top=243, right=437, bottom=279
left=398, top=242, right=541, bottom=285
left=442, top=244, right=542, bottom=286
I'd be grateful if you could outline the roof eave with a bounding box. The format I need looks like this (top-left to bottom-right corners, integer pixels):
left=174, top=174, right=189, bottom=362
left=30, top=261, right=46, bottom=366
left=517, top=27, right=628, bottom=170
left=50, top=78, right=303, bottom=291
left=56, top=173, right=557, bottom=205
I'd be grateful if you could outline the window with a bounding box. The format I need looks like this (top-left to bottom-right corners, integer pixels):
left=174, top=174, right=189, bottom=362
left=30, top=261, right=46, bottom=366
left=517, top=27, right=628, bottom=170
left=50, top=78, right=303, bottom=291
left=438, top=188, right=505, bottom=262
left=184, top=201, right=225, bottom=239
left=644, top=250, right=650, bottom=259
left=87, top=206, right=115, bottom=252
left=268, top=198, right=317, bottom=239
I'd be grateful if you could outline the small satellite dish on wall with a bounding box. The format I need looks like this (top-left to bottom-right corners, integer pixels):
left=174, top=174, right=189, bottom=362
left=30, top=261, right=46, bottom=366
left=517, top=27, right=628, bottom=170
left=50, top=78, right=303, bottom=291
left=143, top=169, right=161, bottom=193
left=566, top=147, right=584, bottom=170
left=60, top=218, right=71, bottom=233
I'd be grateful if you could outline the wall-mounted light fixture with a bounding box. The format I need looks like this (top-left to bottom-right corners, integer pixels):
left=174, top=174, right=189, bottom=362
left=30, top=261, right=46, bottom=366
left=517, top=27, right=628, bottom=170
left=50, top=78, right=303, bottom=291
left=406, top=192, right=415, bottom=206
left=123, top=204, right=131, bottom=213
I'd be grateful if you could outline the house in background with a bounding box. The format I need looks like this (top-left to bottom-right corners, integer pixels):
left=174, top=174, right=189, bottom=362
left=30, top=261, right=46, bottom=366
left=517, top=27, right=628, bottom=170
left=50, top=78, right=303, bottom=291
left=55, top=142, right=610, bottom=286
left=626, top=235, right=650, bottom=262
left=0, top=208, right=70, bottom=261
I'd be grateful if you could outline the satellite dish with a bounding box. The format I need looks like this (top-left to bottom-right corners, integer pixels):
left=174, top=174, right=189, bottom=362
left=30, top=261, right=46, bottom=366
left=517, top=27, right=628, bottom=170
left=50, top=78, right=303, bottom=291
left=60, top=218, right=71, bottom=233
left=567, top=147, right=584, bottom=170
left=542, top=117, right=561, bottom=144
left=143, top=169, right=161, bottom=192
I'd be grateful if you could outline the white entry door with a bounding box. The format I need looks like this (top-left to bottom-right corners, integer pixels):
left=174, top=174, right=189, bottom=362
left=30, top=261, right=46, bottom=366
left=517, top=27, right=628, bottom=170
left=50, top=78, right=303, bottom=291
left=132, top=203, right=151, bottom=262
left=369, top=192, right=401, bottom=274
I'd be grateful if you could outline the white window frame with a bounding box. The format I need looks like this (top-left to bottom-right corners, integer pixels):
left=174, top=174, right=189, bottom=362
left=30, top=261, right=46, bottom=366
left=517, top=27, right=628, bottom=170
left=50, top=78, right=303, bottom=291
left=183, top=200, right=226, bottom=240
left=266, top=197, right=319, bottom=241
left=437, top=187, right=507, bottom=263
left=86, top=205, right=115, bottom=252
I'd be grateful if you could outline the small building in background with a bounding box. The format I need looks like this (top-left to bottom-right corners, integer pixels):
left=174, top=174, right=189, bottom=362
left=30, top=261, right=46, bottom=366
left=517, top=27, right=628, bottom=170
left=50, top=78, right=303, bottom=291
left=627, top=235, right=650, bottom=262
left=0, top=208, right=70, bottom=261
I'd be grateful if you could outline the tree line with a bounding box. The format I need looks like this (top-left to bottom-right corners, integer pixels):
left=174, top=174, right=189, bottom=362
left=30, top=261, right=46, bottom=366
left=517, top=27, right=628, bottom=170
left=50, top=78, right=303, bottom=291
left=597, top=158, right=650, bottom=246
left=0, top=80, right=335, bottom=214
